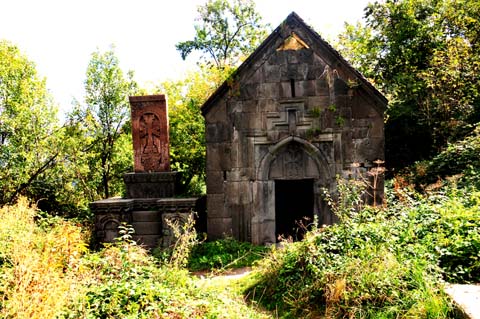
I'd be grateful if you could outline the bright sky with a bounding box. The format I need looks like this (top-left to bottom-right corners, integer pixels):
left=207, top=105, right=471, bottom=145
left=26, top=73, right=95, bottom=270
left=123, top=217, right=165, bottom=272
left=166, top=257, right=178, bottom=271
left=1, top=0, right=371, bottom=117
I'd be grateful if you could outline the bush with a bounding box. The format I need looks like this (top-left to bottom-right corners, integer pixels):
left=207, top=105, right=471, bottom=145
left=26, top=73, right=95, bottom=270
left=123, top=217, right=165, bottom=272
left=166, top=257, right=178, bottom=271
left=245, top=182, right=478, bottom=318
left=0, top=199, right=271, bottom=318
left=0, top=198, right=88, bottom=318
left=408, top=125, right=480, bottom=189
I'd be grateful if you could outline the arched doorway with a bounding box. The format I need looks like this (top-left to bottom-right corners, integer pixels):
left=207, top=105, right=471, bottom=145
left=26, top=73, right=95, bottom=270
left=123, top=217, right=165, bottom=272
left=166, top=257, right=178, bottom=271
left=252, top=136, right=334, bottom=244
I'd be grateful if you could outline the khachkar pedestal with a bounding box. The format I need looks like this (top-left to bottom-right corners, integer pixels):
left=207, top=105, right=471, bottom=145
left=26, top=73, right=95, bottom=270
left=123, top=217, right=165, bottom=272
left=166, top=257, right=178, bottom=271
left=124, top=95, right=178, bottom=198
left=91, top=95, right=198, bottom=249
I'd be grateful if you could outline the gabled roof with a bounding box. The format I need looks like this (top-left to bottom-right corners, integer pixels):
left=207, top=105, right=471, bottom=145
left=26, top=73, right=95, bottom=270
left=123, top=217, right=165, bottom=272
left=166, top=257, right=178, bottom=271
left=201, top=12, right=387, bottom=116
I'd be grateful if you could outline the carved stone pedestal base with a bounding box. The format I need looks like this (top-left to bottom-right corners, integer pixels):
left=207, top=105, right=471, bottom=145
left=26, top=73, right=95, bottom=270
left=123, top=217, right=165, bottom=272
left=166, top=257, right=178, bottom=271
left=123, top=172, right=179, bottom=198
left=91, top=197, right=199, bottom=249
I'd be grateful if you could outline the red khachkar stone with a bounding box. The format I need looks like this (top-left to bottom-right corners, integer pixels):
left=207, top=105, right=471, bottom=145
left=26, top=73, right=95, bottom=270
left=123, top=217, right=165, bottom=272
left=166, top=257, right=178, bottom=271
left=129, top=95, right=170, bottom=172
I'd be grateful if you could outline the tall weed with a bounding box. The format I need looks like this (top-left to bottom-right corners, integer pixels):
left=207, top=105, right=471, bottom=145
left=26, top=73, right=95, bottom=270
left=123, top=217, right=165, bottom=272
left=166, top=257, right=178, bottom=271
left=0, top=198, right=87, bottom=319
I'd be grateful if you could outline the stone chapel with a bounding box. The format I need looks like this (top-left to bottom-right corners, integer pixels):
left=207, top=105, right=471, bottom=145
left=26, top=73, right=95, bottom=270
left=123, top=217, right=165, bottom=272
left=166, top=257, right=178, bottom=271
left=202, top=12, right=387, bottom=245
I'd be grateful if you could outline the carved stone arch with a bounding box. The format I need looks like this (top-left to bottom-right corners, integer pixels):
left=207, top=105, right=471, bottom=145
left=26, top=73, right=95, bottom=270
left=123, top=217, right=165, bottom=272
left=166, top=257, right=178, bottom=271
left=98, top=215, right=121, bottom=243
left=257, top=136, right=332, bottom=182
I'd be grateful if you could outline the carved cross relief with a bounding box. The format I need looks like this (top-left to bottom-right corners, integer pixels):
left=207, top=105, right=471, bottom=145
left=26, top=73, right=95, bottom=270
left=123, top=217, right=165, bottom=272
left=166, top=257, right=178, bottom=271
left=139, top=112, right=164, bottom=171
left=266, top=102, right=313, bottom=135
left=284, top=144, right=302, bottom=178
left=129, top=95, right=170, bottom=172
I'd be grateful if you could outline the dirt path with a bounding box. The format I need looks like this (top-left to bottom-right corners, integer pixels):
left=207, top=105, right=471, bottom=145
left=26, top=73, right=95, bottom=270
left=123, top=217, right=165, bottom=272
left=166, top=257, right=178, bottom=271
left=192, top=267, right=252, bottom=279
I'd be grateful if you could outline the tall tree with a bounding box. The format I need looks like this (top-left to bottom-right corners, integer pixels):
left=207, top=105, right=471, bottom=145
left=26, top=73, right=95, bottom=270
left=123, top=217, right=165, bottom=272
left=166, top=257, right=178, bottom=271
left=0, top=40, right=61, bottom=206
left=176, top=0, right=269, bottom=68
left=69, top=47, right=137, bottom=199
left=157, top=66, right=226, bottom=194
left=336, top=0, right=480, bottom=169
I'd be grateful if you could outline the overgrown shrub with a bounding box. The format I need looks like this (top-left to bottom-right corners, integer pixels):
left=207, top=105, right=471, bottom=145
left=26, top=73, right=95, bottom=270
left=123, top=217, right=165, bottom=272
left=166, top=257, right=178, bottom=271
left=408, top=125, right=480, bottom=189
left=0, top=199, right=271, bottom=318
left=0, top=198, right=88, bottom=318
left=245, top=182, right=479, bottom=318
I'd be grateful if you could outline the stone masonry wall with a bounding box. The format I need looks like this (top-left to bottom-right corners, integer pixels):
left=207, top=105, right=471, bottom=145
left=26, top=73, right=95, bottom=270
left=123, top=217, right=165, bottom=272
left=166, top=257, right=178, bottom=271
left=203, top=13, right=385, bottom=244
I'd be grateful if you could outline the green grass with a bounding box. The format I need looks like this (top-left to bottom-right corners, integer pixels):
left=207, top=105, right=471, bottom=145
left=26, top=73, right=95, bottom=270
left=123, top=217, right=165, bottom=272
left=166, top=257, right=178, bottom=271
left=187, top=237, right=269, bottom=272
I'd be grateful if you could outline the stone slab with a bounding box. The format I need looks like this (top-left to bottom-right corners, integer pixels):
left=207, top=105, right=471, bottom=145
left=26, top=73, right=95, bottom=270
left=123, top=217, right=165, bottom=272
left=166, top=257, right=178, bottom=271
left=124, top=172, right=178, bottom=198
left=131, top=221, right=162, bottom=235
left=129, top=95, right=170, bottom=172
left=445, top=284, right=480, bottom=319
left=131, top=211, right=162, bottom=222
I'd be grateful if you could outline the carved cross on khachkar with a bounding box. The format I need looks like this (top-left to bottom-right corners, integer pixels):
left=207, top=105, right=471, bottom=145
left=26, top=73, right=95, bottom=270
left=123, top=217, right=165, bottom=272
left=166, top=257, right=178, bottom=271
left=130, top=95, right=170, bottom=172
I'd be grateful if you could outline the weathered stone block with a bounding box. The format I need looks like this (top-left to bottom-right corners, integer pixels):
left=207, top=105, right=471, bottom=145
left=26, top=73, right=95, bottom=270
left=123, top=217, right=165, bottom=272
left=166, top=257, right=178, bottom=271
left=132, top=221, right=162, bottom=235
left=225, top=181, right=252, bottom=205
left=240, top=83, right=258, bottom=100
left=307, top=64, right=325, bottom=80
left=315, top=78, right=330, bottom=96
left=132, top=211, right=162, bottom=222
left=124, top=172, right=178, bottom=198
left=206, top=170, right=224, bottom=194
left=312, top=52, right=327, bottom=66
left=230, top=203, right=252, bottom=241
left=248, top=68, right=265, bottom=84
left=257, top=99, right=277, bottom=113
left=206, top=194, right=227, bottom=218
left=232, top=112, right=246, bottom=131
left=279, top=81, right=292, bottom=98
left=207, top=217, right=233, bottom=240
left=227, top=101, right=242, bottom=113
left=241, top=100, right=257, bottom=113
left=369, top=117, right=384, bottom=138
left=264, top=64, right=281, bottom=82
left=206, top=123, right=230, bottom=143
left=334, top=78, right=349, bottom=95
left=286, top=51, right=300, bottom=64
left=307, top=96, right=330, bottom=111
left=206, top=143, right=231, bottom=171
left=298, top=49, right=314, bottom=64
left=258, top=83, right=280, bottom=99
left=282, top=63, right=309, bottom=81
left=352, top=96, right=373, bottom=119
left=351, top=126, right=370, bottom=139
left=268, top=50, right=287, bottom=65
left=205, top=104, right=227, bottom=123
left=297, top=80, right=316, bottom=96
left=261, top=219, right=276, bottom=244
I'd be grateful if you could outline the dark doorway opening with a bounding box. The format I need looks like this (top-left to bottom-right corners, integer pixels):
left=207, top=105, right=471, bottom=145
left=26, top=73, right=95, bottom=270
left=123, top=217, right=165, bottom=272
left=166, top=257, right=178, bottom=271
left=275, top=179, right=314, bottom=241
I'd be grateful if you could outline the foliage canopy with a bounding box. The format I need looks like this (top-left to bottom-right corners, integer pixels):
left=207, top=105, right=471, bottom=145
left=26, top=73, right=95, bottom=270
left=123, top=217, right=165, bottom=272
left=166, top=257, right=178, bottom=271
left=176, top=0, right=269, bottom=68
left=337, top=0, right=480, bottom=169
left=0, top=40, right=61, bottom=207
left=68, top=47, right=137, bottom=200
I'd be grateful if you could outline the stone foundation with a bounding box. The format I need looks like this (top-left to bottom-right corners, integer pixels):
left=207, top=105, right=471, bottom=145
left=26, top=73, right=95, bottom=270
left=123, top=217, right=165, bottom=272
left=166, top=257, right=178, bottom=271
left=92, top=197, right=198, bottom=249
